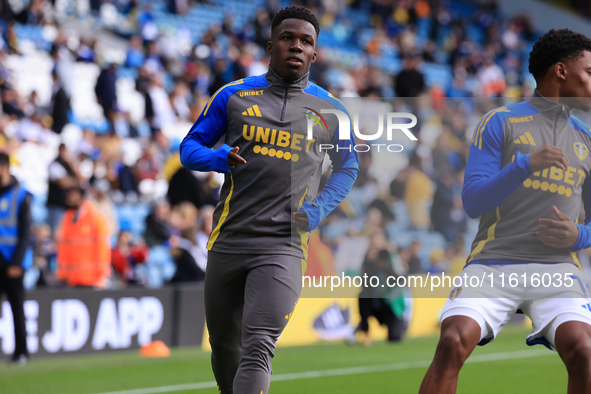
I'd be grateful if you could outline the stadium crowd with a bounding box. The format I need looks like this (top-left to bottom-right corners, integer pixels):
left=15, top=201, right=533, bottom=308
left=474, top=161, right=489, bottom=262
left=0, top=0, right=589, bottom=290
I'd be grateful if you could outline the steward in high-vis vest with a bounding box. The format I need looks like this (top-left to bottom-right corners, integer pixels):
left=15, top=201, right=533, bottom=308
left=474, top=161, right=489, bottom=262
left=0, top=152, right=32, bottom=365
left=56, top=187, right=111, bottom=287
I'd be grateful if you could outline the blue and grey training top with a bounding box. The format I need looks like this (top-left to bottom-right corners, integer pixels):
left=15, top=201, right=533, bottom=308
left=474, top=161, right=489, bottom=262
left=180, top=68, right=359, bottom=259
left=464, top=91, right=591, bottom=267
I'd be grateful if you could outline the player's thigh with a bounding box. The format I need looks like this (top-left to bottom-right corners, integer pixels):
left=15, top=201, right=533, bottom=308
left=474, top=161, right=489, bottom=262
left=442, top=264, right=522, bottom=344
left=242, top=254, right=302, bottom=338
left=204, top=251, right=247, bottom=337
left=555, top=320, right=591, bottom=365
left=524, top=263, right=591, bottom=349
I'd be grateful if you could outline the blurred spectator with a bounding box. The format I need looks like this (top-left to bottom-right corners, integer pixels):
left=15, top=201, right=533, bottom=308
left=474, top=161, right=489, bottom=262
left=56, top=187, right=111, bottom=287
left=87, top=179, right=119, bottom=236
left=305, top=231, right=337, bottom=276
left=395, top=56, right=425, bottom=98
left=0, top=152, right=31, bottom=364
left=195, top=204, right=215, bottom=272
left=94, top=64, right=118, bottom=121
left=404, top=157, right=434, bottom=230
left=170, top=226, right=205, bottom=282
left=145, top=72, right=176, bottom=133
left=427, top=247, right=449, bottom=274
left=478, top=54, right=506, bottom=97
left=76, top=38, right=96, bottom=63
left=169, top=202, right=203, bottom=282
left=144, top=199, right=173, bottom=247
left=170, top=81, right=192, bottom=121
left=125, top=35, right=145, bottom=69
left=167, top=166, right=218, bottom=208
left=50, top=73, right=70, bottom=135
left=431, top=174, right=459, bottom=244
left=2, top=87, right=25, bottom=118
left=31, top=224, right=56, bottom=287
left=401, top=240, right=423, bottom=274
left=111, top=225, right=149, bottom=284
left=46, top=144, right=82, bottom=235
left=15, top=0, right=50, bottom=25
left=15, top=113, right=51, bottom=144
left=137, top=143, right=161, bottom=181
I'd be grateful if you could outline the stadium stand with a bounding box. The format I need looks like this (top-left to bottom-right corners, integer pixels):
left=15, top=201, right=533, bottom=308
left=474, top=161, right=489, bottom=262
left=0, top=0, right=581, bottom=289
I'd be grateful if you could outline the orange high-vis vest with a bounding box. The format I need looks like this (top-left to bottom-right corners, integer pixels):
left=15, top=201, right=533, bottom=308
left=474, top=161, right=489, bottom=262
left=57, top=200, right=111, bottom=287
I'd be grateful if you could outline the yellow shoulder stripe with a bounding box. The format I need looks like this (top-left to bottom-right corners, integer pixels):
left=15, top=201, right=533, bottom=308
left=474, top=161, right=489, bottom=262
left=204, top=79, right=244, bottom=116
left=474, top=107, right=510, bottom=150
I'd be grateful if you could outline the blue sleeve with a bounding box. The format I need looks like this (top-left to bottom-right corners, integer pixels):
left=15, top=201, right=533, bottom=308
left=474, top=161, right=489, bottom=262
left=179, top=90, right=233, bottom=173
left=570, top=176, right=591, bottom=251
left=298, top=119, right=359, bottom=231
left=462, top=113, right=533, bottom=219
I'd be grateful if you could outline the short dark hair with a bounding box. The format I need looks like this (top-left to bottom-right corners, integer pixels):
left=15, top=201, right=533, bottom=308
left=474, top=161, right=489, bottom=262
left=529, top=28, right=591, bottom=81
left=0, top=152, right=8, bottom=167
left=271, top=6, right=320, bottom=38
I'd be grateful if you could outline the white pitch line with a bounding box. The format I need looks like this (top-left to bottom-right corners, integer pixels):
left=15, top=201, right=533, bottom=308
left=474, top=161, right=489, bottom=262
left=90, top=348, right=552, bottom=394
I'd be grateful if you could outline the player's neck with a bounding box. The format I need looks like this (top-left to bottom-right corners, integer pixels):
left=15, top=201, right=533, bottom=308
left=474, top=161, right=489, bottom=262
left=535, top=86, right=560, bottom=100
left=266, top=67, right=309, bottom=88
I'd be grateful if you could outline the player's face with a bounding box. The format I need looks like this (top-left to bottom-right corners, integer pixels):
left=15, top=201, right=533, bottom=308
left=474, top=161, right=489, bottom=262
left=268, top=18, right=317, bottom=82
left=562, top=50, right=591, bottom=110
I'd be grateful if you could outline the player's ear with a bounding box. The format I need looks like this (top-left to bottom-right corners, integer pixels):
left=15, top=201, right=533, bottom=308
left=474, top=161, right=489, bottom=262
left=267, top=40, right=273, bottom=55
left=311, top=50, right=317, bottom=63
left=555, top=62, right=567, bottom=81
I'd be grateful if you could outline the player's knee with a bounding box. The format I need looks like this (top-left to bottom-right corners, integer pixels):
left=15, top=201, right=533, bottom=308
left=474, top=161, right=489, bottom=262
left=437, top=330, right=471, bottom=365
left=209, top=335, right=240, bottom=353
left=243, top=333, right=277, bottom=358
left=240, top=333, right=276, bottom=371
left=564, top=339, right=591, bottom=370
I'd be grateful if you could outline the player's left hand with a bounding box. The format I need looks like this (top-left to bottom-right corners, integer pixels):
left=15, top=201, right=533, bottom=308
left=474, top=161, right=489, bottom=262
left=537, top=206, right=579, bottom=248
left=292, top=211, right=309, bottom=230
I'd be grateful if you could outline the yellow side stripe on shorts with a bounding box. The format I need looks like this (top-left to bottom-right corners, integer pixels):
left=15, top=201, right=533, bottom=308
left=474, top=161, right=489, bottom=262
left=207, top=174, right=234, bottom=250
left=468, top=207, right=501, bottom=262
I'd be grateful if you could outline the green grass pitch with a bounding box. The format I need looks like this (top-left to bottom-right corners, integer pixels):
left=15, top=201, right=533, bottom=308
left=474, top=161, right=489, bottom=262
left=0, top=325, right=566, bottom=394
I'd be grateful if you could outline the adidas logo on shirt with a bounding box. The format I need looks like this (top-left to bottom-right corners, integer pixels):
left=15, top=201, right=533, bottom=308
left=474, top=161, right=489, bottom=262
left=514, top=132, right=536, bottom=146
left=242, top=105, right=262, bottom=117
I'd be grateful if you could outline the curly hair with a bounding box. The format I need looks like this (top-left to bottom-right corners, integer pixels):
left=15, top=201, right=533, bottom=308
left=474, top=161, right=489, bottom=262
left=529, top=28, right=591, bottom=81
left=271, top=6, right=320, bottom=38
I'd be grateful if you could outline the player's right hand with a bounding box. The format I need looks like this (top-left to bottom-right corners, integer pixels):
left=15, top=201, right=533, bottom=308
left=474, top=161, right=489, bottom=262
left=228, top=146, right=247, bottom=170
left=529, top=144, right=569, bottom=172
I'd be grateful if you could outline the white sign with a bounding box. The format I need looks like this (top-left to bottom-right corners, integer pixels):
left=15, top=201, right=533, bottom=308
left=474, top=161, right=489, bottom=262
left=0, top=296, right=164, bottom=355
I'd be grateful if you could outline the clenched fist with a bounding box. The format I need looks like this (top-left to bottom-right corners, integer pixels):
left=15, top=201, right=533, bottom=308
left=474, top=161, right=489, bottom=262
left=529, top=144, right=569, bottom=172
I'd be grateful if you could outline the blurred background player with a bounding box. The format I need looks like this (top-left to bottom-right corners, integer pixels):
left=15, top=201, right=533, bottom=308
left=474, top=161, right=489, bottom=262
left=352, top=248, right=408, bottom=346
left=0, top=151, right=31, bottom=365
left=420, top=29, right=591, bottom=394
left=180, top=6, right=358, bottom=394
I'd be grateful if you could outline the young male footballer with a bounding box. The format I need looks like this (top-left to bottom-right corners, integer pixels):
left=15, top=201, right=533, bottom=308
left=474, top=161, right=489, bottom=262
left=420, top=28, right=591, bottom=394
left=420, top=29, right=591, bottom=394
left=180, top=6, right=358, bottom=394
